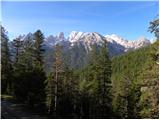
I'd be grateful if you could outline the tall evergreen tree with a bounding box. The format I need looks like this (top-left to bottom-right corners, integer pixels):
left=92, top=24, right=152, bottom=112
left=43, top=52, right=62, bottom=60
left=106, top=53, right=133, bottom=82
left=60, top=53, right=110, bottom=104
left=82, top=41, right=112, bottom=118
left=12, top=31, right=46, bottom=110
left=26, top=30, right=46, bottom=108
left=58, top=65, right=77, bottom=118
left=33, top=30, right=45, bottom=67
left=1, top=26, right=12, bottom=94
left=46, top=44, right=63, bottom=117
left=12, top=36, right=23, bottom=64
left=19, top=37, right=35, bottom=70
left=96, top=41, right=112, bottom=118
left=12, top=35, right=26, bottom=101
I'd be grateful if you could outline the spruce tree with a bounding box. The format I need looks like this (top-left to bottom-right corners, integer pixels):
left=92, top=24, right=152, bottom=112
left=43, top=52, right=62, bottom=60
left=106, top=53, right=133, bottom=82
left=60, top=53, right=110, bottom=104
left=96, top=41, right=112, bottom=118
left=12, top=36, right=23, bottom=64
left=58, top=65, right=77, bottom=118
left=85, top=41, right=112, bottom=118
left=1, top=26, right=12, bottom=94
left=12, top=35, right=26, bottom=101
left=33, top=30, right=45, bottom=67
left=27, top=30, right=46, bottom=108
left=12, top=31, right=46, bottom=109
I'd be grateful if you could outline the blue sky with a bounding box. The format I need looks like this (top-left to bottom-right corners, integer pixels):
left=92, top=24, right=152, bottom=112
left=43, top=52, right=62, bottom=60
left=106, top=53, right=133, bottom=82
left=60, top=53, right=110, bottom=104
left=1, top=1, right=159, bottom=40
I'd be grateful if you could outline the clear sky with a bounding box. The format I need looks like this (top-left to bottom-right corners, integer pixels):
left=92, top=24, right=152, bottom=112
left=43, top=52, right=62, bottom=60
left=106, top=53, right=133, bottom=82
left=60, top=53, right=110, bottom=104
left=1, top=1, right=159, bottom=41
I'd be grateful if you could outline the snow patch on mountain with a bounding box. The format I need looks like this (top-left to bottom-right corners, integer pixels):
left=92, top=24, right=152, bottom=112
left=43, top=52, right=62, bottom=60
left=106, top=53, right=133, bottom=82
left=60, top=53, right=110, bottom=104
left=68, top=31, right=106, bottom=51
left=19, top=31, right=151, bottom=56
left=105, top=34, right=150, bottom=52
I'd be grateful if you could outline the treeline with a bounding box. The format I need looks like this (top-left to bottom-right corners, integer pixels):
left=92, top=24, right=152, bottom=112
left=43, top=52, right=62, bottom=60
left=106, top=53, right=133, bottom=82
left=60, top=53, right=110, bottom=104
left=111, top=18, right=159, bottom=118
left=1, top=18, right=159, bottom=118
left=1, top=27, right=113, bottom=118
left=112, top=41, right=158, bottom=118
left=1, top=29, right=47, bottom=111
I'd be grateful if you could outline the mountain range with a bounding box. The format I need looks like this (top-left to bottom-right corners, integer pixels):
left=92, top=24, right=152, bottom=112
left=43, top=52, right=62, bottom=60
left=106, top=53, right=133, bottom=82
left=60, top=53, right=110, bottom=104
left=42, top=31, right=150, bottom=56
left=12, top=31, right=151, bottom=70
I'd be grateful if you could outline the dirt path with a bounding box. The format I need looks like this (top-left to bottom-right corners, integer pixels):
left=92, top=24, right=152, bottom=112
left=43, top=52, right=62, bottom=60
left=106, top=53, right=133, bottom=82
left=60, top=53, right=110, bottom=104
left=1, top=100, right=47, bottom=119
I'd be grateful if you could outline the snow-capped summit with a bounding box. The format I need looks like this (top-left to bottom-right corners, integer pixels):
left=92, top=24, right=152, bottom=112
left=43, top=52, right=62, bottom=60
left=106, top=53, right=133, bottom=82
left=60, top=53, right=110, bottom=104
left=68, top=31, right=106, bottom=51
left=19, top=31, right=150, bottom=56
left=105, top=34, right=150, bottom=52
left=130, top=36, right=150, bottom=49
left=68, top=31, right=85, bottom=43
left=105, top=34, right=127, bottom=42
left=63, top=31, right=151, bottom=54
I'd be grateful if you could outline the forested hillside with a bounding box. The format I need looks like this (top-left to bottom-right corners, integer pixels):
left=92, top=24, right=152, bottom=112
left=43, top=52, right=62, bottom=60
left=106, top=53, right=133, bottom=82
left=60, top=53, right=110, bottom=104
left=112, top=40, right=158, bottom=118
left=1, top=18, right=159, bottom=119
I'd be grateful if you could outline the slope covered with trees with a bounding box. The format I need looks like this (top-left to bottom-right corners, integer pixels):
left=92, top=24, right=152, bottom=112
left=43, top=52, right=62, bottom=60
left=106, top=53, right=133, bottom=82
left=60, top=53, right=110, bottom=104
left=111, top=17, right=159, bottom=118
left=1, top=18, right=159, bottom=118
left=112, top=41, right=158, bottom=118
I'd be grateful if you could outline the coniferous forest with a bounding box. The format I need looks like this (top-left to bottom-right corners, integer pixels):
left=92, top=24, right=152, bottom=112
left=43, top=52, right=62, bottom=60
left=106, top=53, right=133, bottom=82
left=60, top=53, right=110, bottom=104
left=1, top=18, right=159, bottom=119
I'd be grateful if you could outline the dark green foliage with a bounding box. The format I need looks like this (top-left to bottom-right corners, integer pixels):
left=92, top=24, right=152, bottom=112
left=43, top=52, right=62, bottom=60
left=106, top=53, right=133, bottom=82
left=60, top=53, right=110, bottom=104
left=111, top=18, right=159, bottom=119
left=14, top=68, right=46, bottom=106
left=45, top=44, right=64, bottom=117
left=57, top=66, right=77, bottom=118
left=75, top=67, right=98, bottom=118
left=138, top=41, right=159, bottom=118
left=112, top=41, right=159, bottom=118
left=33, top=30, right=45, bottom=66
left=1, top=26, right=13, bottom=94
left=45, top=44, right=78, bottom=118
left=75, top=42, right=113, bottom=118
left=45, top=73, right=54, bottom=114
left=12, top=30, right=46, bottom=110
left=12, top=36, right=23, bottom=63
left=148, top=17, right=159, bottom=39
left=112, top=46, right=149, bottom=118
left=95, top=42, right=112, bottom=118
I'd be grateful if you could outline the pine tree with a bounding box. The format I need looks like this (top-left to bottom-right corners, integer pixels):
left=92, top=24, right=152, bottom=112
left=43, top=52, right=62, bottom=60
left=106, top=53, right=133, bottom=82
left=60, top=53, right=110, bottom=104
left=19, top=37, right=35, bottom=70
left=1, top=26, right=12, bottom=94
left=84, top=41, right=112, bottom=118
left=12, top=36, right=23, bottom=64
left=46, top=44, right=63, bottom=117
left=26, top=30, right=46, bottom=108
left=12, top=35, right=26, bottom=101
left=12, top=31, right=46, bottom=109
left=53, top=44, right=63, bottom=116
left=58, top=65, right=77, bottom=118
left=77, top=66, right=97, bottom=118
left=46, top=73, right=55, bottom=114
left=33, top=30, right=45, bottom=67
left=148, top=17, right=159, bottom=39
left=96, top=41, right=112, bottom=118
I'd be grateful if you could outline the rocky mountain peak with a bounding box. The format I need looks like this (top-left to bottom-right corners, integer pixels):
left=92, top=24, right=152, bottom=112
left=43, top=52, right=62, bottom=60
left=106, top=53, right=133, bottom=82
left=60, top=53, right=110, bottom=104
left=19, top=31, right=151, bottom=56
left=57, top=32, right=65, bottom=41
